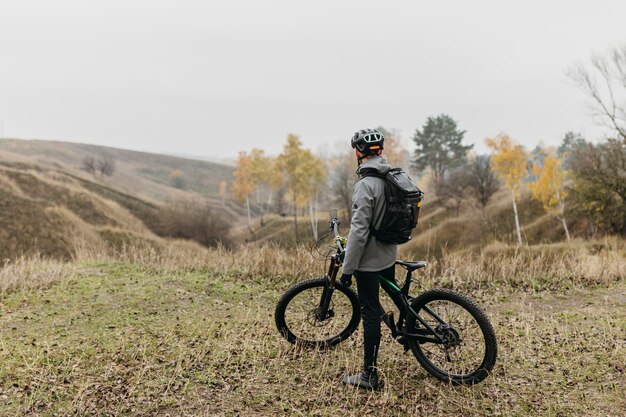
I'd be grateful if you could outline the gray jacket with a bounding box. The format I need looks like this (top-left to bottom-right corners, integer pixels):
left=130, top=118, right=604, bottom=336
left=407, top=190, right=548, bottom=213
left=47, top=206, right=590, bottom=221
left=342, top=155, right=397, bottom=275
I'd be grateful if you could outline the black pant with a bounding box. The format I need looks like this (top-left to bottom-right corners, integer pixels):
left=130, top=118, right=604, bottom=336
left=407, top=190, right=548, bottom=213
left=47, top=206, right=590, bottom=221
left=354, top=265, right=403, bottom=371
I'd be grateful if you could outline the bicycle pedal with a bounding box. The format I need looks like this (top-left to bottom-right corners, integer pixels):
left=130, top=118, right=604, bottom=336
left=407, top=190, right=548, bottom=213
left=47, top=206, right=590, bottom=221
left=394, top=335, right=410, bottom=353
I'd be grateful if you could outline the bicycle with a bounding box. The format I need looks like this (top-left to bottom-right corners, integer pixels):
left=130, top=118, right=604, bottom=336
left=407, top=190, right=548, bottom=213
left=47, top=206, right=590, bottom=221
left=274, top=214, right=497, bottom=385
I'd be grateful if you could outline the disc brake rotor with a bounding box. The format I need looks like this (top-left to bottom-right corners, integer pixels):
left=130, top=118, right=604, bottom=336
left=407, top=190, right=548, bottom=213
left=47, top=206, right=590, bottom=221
left=306, top=306, right=334, bottom=327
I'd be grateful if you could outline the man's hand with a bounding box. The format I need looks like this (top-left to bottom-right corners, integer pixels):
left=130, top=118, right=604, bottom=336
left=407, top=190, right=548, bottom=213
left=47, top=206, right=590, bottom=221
left=339, top=273, right=352, bottom=287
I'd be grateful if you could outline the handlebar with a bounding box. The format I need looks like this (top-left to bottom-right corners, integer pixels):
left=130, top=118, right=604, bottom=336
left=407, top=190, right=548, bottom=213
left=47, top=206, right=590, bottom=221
left=330, top=218, right=340, bottom=237
left=328, top=210, right=346, bottom=257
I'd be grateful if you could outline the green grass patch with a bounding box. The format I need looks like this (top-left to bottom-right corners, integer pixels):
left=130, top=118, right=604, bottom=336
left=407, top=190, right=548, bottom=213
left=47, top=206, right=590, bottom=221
left=0, top=263, right=624, bottom=416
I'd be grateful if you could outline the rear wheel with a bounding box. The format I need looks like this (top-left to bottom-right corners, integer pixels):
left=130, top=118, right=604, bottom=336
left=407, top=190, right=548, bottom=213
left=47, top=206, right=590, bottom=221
left=406, top=289, right=497, bottom=385
left=275, top=278, right=361, bottom=348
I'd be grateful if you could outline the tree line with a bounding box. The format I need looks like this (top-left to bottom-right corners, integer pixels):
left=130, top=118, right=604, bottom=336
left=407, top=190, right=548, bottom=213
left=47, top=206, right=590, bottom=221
left=227, top=45, right=626, bottom=244
left=229, top=125, right=626, bottom=245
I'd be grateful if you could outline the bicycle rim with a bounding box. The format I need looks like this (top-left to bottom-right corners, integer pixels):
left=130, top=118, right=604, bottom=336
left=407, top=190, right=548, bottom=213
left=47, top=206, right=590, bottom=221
left=407, top=290, right=496, bottom=384
left=278, top=279, right=360, bottom=347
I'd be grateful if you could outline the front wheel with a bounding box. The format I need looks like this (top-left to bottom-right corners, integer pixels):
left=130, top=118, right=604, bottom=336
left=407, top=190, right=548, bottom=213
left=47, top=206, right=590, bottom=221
left=275, top=278, right=361, bottom=348
left=406, top=289, right=497, bottom=385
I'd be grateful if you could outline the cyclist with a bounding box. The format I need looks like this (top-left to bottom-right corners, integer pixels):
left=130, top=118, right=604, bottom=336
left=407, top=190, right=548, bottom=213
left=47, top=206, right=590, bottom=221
left=339, top=128, right=402, bottom=391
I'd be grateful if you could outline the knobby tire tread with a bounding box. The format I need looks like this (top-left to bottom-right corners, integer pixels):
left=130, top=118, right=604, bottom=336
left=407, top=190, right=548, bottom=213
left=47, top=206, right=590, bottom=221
left=406, top=288, right=497, bottom=385
left=274, top=278, right=361, bottom=349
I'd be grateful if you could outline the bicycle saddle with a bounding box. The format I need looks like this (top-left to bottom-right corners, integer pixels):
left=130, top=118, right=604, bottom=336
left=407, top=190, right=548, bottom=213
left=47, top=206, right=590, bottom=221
left=395, top=260, right=427, bottom=272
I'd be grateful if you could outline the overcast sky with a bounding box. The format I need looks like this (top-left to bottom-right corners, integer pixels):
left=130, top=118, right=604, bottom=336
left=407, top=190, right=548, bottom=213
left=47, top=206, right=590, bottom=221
left=0, top=0, right=624, bottom=160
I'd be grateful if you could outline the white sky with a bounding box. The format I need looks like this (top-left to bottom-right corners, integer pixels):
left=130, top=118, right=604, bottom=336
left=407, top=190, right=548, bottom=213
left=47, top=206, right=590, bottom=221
left=0, top=0, right=624, bottom=159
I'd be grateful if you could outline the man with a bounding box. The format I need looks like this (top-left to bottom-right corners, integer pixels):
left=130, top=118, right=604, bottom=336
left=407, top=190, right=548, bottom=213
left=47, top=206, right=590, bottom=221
left=339, top=128, right=402, bottom=391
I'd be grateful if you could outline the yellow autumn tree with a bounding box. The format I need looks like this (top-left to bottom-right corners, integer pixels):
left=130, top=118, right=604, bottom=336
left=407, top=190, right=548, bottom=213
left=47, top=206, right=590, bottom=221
left=249, top=148, right=276, bottom=222
left=530, top=154, right=571, bottom=241
left=277, top=134, right=314, bottom=243
left=486, top=134, right=528, bottom=245
left=301, top=154, right=327, bottom=240
left=232, top=151, right=255, bottom=230
left=268, top=157, right=285, bottom=213
left=169, top=170, right=185, bottom=189
left=250, top=148, right=268, bottom=203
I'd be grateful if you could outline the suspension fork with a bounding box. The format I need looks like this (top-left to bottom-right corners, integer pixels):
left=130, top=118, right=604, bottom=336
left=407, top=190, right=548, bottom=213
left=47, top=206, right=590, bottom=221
left=316, top=255, right=341, bottom=320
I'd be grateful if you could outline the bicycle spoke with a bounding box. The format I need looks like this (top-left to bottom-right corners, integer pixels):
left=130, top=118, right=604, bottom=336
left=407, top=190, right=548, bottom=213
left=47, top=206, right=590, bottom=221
left=416, top=299, right=486, bottom=377
left=283, top=286, right=354, bottom=343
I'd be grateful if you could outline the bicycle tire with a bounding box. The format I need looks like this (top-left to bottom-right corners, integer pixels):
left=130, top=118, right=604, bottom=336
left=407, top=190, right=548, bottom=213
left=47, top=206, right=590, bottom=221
left=406, top=288, right=497, bottom=385
left=275, top=278, right=361, bottom=348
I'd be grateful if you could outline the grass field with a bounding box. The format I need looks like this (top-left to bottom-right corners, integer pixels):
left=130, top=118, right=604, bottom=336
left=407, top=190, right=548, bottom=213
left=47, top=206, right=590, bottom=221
left=1, top=244, right=624, bottom=416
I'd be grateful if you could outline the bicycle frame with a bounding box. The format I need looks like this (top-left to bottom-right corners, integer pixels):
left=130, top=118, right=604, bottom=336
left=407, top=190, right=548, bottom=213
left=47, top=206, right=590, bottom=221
left=386, top=268, right=448, bottom=345
left=317, top=216, right=449, bottom=345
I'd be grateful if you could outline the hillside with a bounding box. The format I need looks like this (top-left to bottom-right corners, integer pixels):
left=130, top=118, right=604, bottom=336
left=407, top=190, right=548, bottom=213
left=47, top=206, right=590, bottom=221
left=0, top=137, right=608, bottom=264
left=237, top=188, right=589, bottom=259
left=0, top=138, right=235, bottom=203
left=0, top=157, right=166, bottom=262
left=0, top=160, right=241, bottom=263
left=0, top=139, right=249, bottom=262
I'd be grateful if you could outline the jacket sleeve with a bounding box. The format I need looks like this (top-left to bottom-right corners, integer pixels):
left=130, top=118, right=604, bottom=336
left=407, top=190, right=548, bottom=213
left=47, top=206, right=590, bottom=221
left=341, top=180, right=374, bottom=275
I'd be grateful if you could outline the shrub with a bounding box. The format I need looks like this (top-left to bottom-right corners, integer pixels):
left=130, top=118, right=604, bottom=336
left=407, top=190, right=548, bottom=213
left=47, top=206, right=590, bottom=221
left=157, top=200, right=232, bottom=248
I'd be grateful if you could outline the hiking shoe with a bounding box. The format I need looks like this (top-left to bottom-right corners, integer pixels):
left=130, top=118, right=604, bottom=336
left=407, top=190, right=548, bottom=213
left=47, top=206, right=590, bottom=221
left=342, top=369, right=381, bottom=391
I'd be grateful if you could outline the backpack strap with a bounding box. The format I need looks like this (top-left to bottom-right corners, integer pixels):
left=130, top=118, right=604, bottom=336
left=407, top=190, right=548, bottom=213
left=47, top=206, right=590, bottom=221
left=358, top=168, right=390, bottom=239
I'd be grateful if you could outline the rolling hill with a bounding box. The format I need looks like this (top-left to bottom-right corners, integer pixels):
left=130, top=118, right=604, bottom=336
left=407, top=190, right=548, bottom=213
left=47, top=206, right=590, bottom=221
left=0, top=137, right=601, bottom=263
left=239, top=188, right=591, bottom=259
left=0, top=139, right=242, bottom=262
left=0, top=138, right=235, bottom=203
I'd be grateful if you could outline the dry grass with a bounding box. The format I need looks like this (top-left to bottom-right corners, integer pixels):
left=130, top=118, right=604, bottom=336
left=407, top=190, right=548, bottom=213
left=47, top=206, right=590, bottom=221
left=0, top=237, right=624, bottom=415
left=70, top=237, right=626, bottom=293
left=0, top=261, right=624, bottom=416
left=73, top=239, right=322, bottom=282
left=2, top=236, right=624, bottom=298
left=0, top=256, right=76, bottom=294
left=404, top=238, right=626, bottom=292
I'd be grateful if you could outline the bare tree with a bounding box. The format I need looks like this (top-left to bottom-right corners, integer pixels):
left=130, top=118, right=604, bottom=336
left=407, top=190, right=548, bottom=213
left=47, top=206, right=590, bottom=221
left=330, top=160, right=356, bottom=219
left=81, top=156, right=96, bottom=174
left=570, top=139, right=626, bottom=236
left=97, top=157, right=116, bottom=177
left=568, top=45, right=626, bottom=142
left=467, top=155, right=500, bottom=213
left=439, top=167, right=471, bottom=217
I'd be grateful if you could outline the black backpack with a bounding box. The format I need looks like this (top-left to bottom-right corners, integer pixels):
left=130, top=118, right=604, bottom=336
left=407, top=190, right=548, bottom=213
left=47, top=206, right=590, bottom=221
left=360, top=167, right=424, bottom=244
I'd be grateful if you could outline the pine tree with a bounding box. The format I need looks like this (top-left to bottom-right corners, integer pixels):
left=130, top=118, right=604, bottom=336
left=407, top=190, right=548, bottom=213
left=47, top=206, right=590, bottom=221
left=412, top=114, right=473, bottom=191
